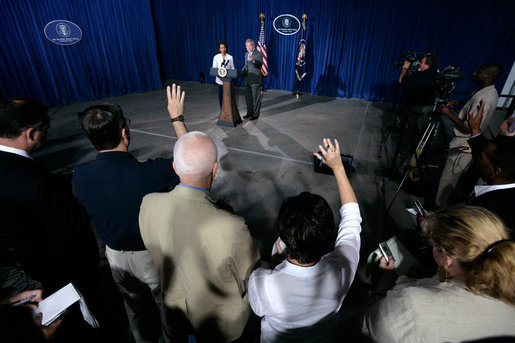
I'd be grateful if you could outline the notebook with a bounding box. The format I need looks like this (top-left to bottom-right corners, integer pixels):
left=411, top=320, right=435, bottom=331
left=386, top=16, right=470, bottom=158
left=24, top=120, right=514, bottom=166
left=34, top=283, right=98, bottom=328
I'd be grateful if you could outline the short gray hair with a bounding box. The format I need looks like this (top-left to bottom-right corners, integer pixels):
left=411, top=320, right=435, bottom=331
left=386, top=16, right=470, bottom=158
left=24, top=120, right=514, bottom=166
left=245, top=39, right=255, bottom=45
left=173, top=131, right=218, bottom=181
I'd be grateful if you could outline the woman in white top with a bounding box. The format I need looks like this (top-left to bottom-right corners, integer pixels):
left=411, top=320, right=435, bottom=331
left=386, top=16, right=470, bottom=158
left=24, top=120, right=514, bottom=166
left=212, top=41, right=234, bottom=108
left=248, top=138, right=362, bottom=343
left=362, top=205, right=515, bottom=342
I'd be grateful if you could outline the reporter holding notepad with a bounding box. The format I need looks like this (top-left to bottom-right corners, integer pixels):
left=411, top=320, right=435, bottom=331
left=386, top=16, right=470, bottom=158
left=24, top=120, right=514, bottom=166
left=362, top=206, right=515, bottom=342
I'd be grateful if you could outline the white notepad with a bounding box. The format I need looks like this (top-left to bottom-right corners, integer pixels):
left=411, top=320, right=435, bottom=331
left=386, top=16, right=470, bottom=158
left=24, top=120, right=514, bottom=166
left=34, top=283, right=98, bottom=328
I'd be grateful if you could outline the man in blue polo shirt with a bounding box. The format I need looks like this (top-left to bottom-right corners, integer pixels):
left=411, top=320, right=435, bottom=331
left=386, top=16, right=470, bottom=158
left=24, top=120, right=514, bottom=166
left=73, top=84, right=187, bottom=343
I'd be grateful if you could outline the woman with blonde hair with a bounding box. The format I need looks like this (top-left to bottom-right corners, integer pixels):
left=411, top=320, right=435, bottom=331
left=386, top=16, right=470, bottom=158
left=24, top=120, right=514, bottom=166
left=362, top=205, right=515, bottom=342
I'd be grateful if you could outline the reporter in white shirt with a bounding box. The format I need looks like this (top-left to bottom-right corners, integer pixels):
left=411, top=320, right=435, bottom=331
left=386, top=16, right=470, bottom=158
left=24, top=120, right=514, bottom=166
left=248, top=138, right=362, bottom=343
left=212, top=41, right=234, bottom=108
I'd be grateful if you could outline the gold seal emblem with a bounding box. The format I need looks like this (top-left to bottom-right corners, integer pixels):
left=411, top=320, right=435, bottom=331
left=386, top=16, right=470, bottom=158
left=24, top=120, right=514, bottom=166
left=218, top=67, right=228, bottom=78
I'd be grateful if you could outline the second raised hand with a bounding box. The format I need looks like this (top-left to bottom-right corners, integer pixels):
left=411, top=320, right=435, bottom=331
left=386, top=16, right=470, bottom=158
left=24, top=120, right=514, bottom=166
left=467, top=98, right=485, bottom=135
left=314, top=138, right=342, bottom=170
left=167, top=84, right=186, bottom=119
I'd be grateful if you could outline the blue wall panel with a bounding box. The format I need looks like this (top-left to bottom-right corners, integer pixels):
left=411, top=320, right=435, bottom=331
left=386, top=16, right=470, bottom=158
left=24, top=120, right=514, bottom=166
left=152, top=0, right=515, bottom=101
left=1, top=0, right=513, bottom=106
left=0, top=0, right=162, bottom=106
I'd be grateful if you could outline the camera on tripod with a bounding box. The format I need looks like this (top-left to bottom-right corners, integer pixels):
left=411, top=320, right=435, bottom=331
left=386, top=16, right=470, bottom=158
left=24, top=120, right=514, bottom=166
left=395, top=49, right=423, bottom=71
left=433, top=65, right=467, bottom=103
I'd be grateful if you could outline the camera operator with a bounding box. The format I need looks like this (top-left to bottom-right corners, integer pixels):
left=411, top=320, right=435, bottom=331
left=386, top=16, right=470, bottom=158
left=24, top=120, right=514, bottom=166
left=398, top=53, right=439, bottom=146
left=435, top=62, right=502, bottom=208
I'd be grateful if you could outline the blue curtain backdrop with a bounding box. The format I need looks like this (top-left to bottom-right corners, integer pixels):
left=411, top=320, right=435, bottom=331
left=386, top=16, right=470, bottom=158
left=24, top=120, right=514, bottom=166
left=152, top=0, right=515, bottom=101
left=0, top=0, right=161, bottom=106
left=1, top=0, right=514, bottom=106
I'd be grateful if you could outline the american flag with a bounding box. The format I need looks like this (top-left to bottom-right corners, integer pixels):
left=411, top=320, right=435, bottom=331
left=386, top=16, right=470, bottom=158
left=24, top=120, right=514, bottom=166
left=257, top=14, right=268, bottom=76
left=295, top=15, right=307, bottom=82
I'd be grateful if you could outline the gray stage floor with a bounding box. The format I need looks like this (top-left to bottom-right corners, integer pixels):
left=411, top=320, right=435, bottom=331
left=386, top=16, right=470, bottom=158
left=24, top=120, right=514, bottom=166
left=34, top=81, right=508, bottom=340
left=37, top=79, right=509, bottom=266
left=37, top=81, right=400, bottom=256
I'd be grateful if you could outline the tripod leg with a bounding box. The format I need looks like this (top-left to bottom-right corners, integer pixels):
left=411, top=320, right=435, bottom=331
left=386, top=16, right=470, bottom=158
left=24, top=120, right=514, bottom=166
left=379, top=110, right=403, bottom=158
left=389, top=110, right=409, bottom=171
left=386, top=120, right=439, bottom=213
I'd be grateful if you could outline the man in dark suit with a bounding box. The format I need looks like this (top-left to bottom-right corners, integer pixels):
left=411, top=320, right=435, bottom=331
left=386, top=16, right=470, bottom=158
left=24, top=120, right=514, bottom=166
left=0, top=98, right=101, bottom=310
left=242, top=38, right=263, bottom=121
left=466, top=100, right=515, bottom=236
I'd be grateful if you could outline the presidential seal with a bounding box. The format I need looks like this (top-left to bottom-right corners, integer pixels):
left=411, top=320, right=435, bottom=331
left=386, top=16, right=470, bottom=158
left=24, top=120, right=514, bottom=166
left=44, top=20, right=83, bottom=46
left=218, top=66, right=228, bottom=78
left=273, top=14, right=301, bottom=36
left=56, top=23, right=71, bottom=37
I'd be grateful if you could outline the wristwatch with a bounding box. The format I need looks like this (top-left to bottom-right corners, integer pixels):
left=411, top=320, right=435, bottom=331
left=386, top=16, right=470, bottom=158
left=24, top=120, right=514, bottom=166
left=170, top=115, right=184, bottom=123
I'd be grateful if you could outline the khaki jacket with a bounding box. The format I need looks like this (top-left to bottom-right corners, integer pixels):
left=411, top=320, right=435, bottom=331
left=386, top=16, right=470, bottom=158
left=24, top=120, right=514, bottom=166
left=139, top=185, right=260, bottom=342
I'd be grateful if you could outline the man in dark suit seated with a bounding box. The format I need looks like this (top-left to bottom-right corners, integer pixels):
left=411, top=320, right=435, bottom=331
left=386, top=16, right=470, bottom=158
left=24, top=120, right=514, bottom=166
left=466, top=100, right=515, bottom=236
left=0, top=98, right=101, bottom=316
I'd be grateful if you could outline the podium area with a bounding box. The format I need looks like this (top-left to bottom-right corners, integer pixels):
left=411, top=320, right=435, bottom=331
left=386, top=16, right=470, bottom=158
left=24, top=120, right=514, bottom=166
left=218, top=80, right=242, bottom=127
left=210, top=67, right=242, bottom=127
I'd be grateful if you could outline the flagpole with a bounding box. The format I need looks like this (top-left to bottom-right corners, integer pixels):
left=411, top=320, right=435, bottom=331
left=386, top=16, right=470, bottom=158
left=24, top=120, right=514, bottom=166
left=294, top=14, right=307, bottom=98
left=258, top=13, right=268, bottom=92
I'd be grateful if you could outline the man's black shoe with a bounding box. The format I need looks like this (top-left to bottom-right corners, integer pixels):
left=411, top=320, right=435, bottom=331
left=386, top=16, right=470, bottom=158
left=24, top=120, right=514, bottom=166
left=243, top=113, right=253, bottom=119
left=249, top=116, right=259, bottom=121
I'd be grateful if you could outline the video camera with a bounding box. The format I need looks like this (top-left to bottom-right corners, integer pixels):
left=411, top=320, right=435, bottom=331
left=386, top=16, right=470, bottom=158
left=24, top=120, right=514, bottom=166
left=395, top=49, right=423, bottom=70
left=433, top=65, right=467, bottom=102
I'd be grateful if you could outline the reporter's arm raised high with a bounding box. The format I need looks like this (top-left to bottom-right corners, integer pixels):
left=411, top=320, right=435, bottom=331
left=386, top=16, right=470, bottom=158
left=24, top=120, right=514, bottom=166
left=167, top=84, right=188, bottom=139
left=314, top=138, right=357, bottom=205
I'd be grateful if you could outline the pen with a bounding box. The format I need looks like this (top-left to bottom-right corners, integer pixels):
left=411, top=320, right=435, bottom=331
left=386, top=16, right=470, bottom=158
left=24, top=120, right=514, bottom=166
left=319, top=145, right=330, bottom=167
left=11, top=295, right=36, bottom=306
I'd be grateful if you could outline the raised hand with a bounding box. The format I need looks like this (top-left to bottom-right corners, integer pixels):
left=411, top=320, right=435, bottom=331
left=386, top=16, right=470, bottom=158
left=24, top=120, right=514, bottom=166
left=167, top=84, right=186, bottom=120
left=314, top=138, right=344, bottom=172
left=467, top=98, right=485, bottom=136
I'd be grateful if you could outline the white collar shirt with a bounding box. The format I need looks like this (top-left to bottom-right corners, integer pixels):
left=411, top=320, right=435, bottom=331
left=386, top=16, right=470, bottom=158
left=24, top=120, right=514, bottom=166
left=0, top=144, right=33, bottom=160
left=474, top=182, right=515, bottom=197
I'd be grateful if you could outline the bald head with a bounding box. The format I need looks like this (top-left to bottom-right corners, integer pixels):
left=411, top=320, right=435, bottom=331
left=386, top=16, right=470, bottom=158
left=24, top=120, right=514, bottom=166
left=173, top=131, right=218, bottom=183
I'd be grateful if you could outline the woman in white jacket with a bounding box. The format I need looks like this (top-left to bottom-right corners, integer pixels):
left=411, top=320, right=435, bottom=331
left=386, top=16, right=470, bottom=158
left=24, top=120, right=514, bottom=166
left=212, top=41, right=234, bottom=108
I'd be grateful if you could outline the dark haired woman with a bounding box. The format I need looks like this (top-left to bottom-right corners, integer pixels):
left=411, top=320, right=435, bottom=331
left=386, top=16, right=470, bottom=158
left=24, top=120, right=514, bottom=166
left=249, top=138, right=361, bottom=342
left=212, top=41, right=234, bottom=107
